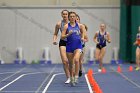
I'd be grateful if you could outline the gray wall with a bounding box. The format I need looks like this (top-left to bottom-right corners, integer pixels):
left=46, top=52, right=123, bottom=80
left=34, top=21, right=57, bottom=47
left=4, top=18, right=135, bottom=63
left=0, top=6, right=120, bottom=64
left=0, top=0, right=120, bottom=6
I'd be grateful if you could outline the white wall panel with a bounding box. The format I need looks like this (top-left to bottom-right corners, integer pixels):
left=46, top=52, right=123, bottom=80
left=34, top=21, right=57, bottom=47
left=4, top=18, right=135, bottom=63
left=0, top=0, right=120, bottom=6
left=0, top=7, right=120, bottom=63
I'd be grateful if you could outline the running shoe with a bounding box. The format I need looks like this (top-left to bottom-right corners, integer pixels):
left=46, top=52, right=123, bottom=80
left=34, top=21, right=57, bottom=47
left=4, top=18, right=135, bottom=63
left=79, top=70, right=82, bottom=77
left=135, top=67, right=140, bottom=71
left=65, top=78, right=70, bottom=84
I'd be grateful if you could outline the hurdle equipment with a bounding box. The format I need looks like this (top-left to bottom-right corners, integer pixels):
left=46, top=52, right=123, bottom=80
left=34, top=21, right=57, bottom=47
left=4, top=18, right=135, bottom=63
left=40, top=47, right=52, bottom=64
left=14, top=47, right=26, bottom=64
left=88, top=47, right=95, bottom=64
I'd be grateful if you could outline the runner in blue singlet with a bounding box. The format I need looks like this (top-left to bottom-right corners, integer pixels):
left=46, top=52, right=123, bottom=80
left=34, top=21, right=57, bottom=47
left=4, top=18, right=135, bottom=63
left=76, top=14, right=88, bottom=77
left=93, top=23, right=111, bottom=72
left=61, top=11, right=85, bottom=86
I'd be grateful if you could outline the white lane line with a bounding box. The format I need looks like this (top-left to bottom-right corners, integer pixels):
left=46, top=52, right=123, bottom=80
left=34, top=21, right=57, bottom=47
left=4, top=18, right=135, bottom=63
left=110, top=67, right=140, bottom=88
left=46, top=91, right=89, bottom=93
left=0, top=72, right=15, bottom=75
left=1, top=91, right=86, bottom=93
left=42, top=73, right=64, bottom=93
left=0, top=66, right=28, bottom=83
left=1, top=91, right=36, bottom=93
left=35, top=65, right=57, bottom=93
left=0, top=74, right=25, bottom=91
left=85, top=74, right=93, bottom=93
left=23, top=72, right=47, bottom=76
left=0, top=71, right=60, bottom=92
left=0, top=71, right=47, bottom=75
left=0, top=71, right=48, bottom=76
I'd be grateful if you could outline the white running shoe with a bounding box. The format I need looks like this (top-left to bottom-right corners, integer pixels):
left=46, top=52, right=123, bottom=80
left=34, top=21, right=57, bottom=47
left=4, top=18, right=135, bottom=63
left=98, top=69, right=102, bottom=72
left=65, top=78, right=70, bottom=84
left=74, top=76, right=79, bottom=84
left=71, top=81, right=75, bottom=86
left=70, top=77, right=75, bottom=87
